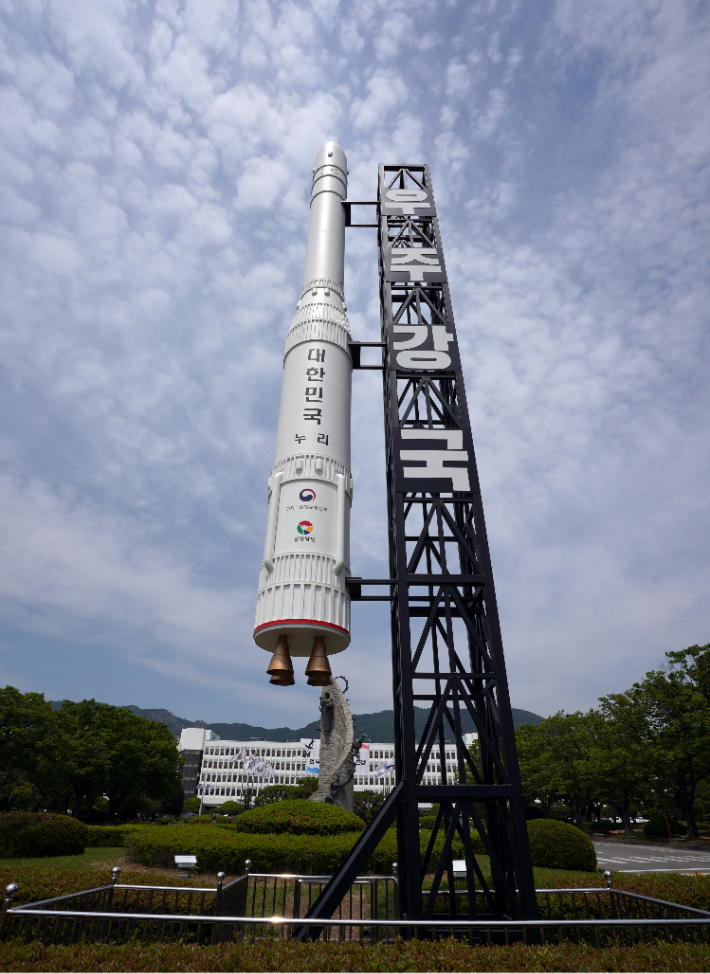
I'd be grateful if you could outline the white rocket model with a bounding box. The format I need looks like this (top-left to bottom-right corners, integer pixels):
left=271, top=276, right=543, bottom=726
left=254, top=142, right=352, bottom=687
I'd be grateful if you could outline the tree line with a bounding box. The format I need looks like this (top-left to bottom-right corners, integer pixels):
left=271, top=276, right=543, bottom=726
left=0, top=688, right=184, bottom=820
left=516, top=644, right=710, bottom=838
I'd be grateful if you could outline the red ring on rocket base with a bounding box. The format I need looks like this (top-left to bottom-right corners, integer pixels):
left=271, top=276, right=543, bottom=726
left=253, top=618, right=350, bottom=656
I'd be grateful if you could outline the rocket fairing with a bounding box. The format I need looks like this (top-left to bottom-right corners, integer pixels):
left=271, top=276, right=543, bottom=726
left=254, top=142, right=352, bottom=687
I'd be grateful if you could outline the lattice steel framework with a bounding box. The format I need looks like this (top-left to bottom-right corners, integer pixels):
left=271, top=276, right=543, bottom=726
left=300, top=164, right=538, bottom=934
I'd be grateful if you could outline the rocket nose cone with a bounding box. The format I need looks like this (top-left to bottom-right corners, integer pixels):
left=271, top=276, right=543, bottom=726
left=314, top=141, right=347, bottom=175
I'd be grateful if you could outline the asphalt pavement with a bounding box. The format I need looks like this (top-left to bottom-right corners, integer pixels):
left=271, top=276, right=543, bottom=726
left=593, top=837, right=710, bottom=873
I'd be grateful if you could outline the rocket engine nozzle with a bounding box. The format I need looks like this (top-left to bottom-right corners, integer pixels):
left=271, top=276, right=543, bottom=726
left=305, top=635, right=332, bottom=687
left=267, top=635, right=295, bottom=687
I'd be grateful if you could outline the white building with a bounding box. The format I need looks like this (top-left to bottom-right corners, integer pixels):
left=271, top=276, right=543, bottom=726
left=179, top=728, right=478, bottom=808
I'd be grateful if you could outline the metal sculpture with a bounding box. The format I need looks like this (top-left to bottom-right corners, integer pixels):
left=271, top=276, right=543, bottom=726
left=308, top=680, right=362, bottom=812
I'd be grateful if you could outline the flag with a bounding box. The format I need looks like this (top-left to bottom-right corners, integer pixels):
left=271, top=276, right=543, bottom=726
left=375, top=758, right=396, bottom=780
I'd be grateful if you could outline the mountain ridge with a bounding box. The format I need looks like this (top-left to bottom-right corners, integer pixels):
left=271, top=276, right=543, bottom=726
left=49, top=700, right=543, bottom=741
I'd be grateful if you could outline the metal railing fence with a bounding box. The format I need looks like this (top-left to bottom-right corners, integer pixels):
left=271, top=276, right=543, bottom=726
left=2, top=864, right=709, bottom=947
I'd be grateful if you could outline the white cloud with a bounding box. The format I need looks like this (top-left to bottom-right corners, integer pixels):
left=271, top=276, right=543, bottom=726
left=351, top=70, right=408, bottom=130
left=0, top=0, right=707, bottom=727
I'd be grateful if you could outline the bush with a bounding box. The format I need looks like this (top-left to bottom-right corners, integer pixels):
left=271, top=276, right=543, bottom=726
left=86, top=825, right=143, bottom=847
left=0, top=812, right=87, bottom=858
left=254, top=777, right=319, bottom=806
left=353, top=791, right=385, bottom=826
left=586, top=819, right=616, bottom=834
left=218, top=801, right=242, bottom=815
left=232, top=800, right=364, bottom=837
left=418, top=814, right=439, bottom=831
left=527, top=819, right=597, bottom=871
left=125, top=824, right=391, bottom=874
left=644, top=817, right=688, bottom=838
left=182, top=797, right=201, bottom=814
left=525, top=805, right=545, bottom=820
left=123, top=822, right=477, bottom=875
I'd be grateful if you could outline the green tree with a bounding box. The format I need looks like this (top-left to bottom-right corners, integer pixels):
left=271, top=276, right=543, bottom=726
left=60, top=700, right=183, bottom=820
left=586, top=706, right=650, bottom=833
left=162, top=774, right=186, bottom=817
left=353, top=790, right=384, bottom=825
left=515, top=722, right=560, bottom=818
left=58, top=701, right=111, bottom=817
left=516, top=712, right=601, bottom=824
left=602, top=645, right=710, bottom=839
left=254, top=775, right=319, bottom=806
left=0, top=687, right=71, bottom=811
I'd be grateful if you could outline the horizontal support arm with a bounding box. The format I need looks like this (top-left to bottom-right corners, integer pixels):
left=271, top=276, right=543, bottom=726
left=342, top=199, right=379, bottom=228
left=417, top=785, right=513, bottom=801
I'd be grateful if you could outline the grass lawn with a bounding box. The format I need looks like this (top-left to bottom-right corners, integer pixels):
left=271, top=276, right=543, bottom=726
left=0, top=846, right=126, bottom=871
left=2, top=938, right=710, bottom=972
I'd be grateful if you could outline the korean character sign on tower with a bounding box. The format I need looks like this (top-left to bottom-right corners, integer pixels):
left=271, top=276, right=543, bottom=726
left=254, top=142, right=353, bottom=688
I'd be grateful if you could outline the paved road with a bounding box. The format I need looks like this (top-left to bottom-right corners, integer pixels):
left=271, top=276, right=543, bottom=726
left=593, top=838, right=710, bottom=873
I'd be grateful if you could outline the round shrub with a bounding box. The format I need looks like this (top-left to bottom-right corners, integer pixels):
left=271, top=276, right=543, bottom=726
left=0, top=812, right=87, bottom=858
left=644, top=817, right=688, bottom=838
left=527, top=819, right=597, bottom=872
left=525, top=805, right=545, bottom=820
left=218, top=801, right=242, bottom=815
left=232, top=799, right=364, bottom=836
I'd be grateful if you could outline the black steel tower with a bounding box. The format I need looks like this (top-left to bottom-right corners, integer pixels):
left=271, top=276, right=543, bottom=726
left=301, top=163, right=538, bottom=930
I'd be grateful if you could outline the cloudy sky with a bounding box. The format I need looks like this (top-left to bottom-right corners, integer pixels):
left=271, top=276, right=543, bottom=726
left=0, top=0, right=708, bottom=730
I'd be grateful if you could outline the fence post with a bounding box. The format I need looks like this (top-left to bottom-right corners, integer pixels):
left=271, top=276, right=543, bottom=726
left=108, top=866, right=120, bottom=906
left=1, top=883, right=18, bottom=938
left=392, top=863, right=399, bottom=922
left=294, top=877, right=301, bottom=921
left=241, top=860, right=251, bottom=914
left=211, top=871, right=226, bottom=945
left=604, top=870, right=619, bottom=920
left=98, top=867, right=121, bottom=943
left=215, top=872, right=225, bottom=914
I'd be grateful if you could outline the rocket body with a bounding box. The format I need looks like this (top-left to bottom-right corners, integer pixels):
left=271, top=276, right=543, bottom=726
left=254, top=142, right=352, bottom=663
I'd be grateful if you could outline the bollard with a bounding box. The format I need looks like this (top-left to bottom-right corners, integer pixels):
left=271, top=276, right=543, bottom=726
left=111, top=866, right=121, bottom=885
left=603, top=870, right=613, bottom=889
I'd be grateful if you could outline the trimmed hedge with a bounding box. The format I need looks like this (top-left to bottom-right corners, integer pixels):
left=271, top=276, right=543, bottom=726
left=125, top=825, right=393, bottom=874
left=86, top=825, right=143, bottom=848
left=586, top=819, right=616, bottom=834
left=644, top=817, right=688, bottom=838
left=232, top=800, right=364, bottom=836
left=418, top=814, right=486, bottom=852
left=0, top=813, right=87, bottom=858
left=418, top=814, right=439, bottom=831
left=4, top=863, right=710, bottom=911
left=527, top=819, right=596, bottom=872
left=124, top=824, right=477, bottom=875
